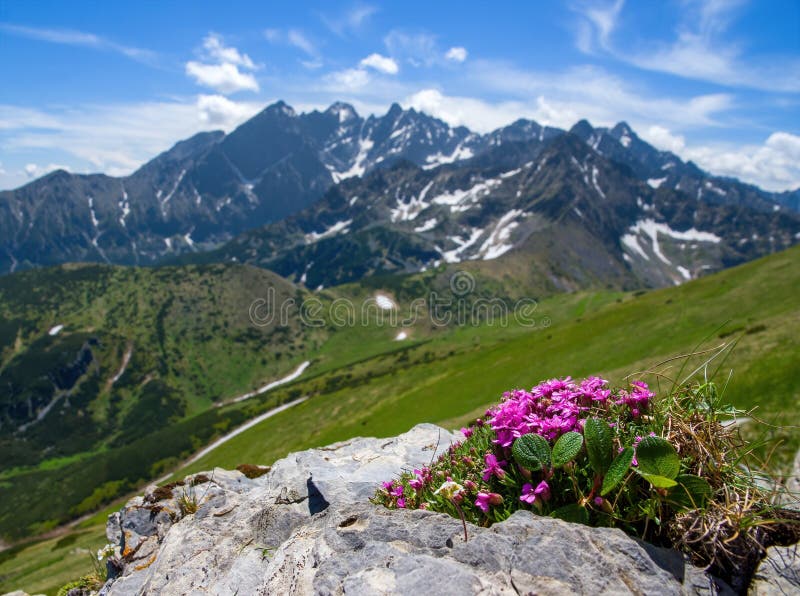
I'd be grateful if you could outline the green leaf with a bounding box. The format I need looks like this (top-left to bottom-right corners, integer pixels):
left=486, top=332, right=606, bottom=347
left=583, top=418, right=613, bottom=475
left=550, top=503, right=589, bottom=525
left=668, top=474, right=713, bottom=510
left=512, top=433, right=551, bottom=471
left=601, top=447, right=634, bottom=495
left=635, top=436, right=681, bottom=480
left=551, top=432, right=584, bottom=468
left=636, top=472, right=678, bottom=488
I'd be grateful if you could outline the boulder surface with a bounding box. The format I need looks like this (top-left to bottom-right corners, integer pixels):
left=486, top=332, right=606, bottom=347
left=100, top=424, right=735, bottom=595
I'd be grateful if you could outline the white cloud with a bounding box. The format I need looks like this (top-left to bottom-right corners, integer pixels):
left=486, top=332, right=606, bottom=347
left=571, top=0, right=800, bottom=92
left=640, top=125, right=686, bottom=154
left=321, top=5, right=377, bottom=36
left=300, top=59, right=324, bottom=70
left=264, top=28, right=281, bottom=43
left=406, top=89, right=532, bottom=132
left=197, top=94, right=261, bottom=127
left=687, top=133, right=800, bottom=192
left=287, top=30, right=317, bottom=56
left=0, top=23, right=157, bottom=64
left=185, top=61, right=259, bottom=94
left=265, top=28, right=319, bottom=59
left=580, top=0, right=624, bottom=51
left=384, top=30, right=439, bottom=67
left=626, top=36, right=800, bottom=93
left=325, top=67, right=371, bottom=89
left=24, top=162, right=70, bottom=179
left=202, top=33, right=255, bottom=69
left=0, top=97, right=261, bottom=188
left=445, top=46, right=468, bottom=62
left=467, top=62, right=733, bottom=129
left=359, top=53, right=399, bottom=74
left=186, top=33, right=259, bottom=95
left=639, top=126, right=800, bottom=191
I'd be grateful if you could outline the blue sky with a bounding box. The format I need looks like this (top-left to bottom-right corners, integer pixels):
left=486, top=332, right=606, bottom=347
left=0, top=0, right=798, bottom=191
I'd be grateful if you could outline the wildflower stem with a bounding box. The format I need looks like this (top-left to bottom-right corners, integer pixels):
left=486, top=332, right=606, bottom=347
left=452, top=500, right=469, bottom=542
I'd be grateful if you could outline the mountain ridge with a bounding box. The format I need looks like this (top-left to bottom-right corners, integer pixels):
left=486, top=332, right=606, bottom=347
left=1, top=100, right=798, bottom=277
left=182, top=129, right=799, bottom=290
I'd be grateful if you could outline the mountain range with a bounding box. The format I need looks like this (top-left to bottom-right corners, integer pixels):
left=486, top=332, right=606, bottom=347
left=1, top=100, right=798, bottom=284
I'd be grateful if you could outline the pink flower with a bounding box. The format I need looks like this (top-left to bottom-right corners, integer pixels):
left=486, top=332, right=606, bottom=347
left=520, top=483, right=537, bottom=504
left=594, top=496, right=604, bottom=506
left=409, top=471, right=423, bottom=491
left=397, top=497, right=406, bottom=508
left=520, top=480, right=551, bottom=504
left=616, top=381, right=654, bottom=417
left=461, top=427, right=474, bottom=438
left=391, top=485, right=404, bottom=498
left=475, top=492, right=503, bottom=513
left=481, top=453, right=507, bottom=481
left=475, top=492, right=491, bottom=512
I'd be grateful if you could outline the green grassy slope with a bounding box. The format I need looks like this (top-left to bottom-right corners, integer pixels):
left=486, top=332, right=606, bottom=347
left=0, top=263, right=326, bottom=536
left=179, top=244, right=800, bottom=476
left=1, top=246, right=797, bottom=595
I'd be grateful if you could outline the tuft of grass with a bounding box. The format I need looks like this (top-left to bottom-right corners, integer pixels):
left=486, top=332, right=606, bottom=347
left=176, top=488, right=198, bottom=517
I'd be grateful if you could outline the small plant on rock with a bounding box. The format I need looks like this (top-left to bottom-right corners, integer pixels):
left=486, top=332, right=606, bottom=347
left=177, top=487, right=199, bottom=516
left=375, top=370, right=799, bottom=588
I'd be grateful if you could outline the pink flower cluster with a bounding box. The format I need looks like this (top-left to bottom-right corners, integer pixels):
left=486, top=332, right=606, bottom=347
left=615, top=381, right=655, bottom=418
left=486, top=376, right=652, bottom=446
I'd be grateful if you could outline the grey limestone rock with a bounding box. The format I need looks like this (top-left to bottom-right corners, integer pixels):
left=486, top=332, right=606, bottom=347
left=102, top=423, right=733, bottom=595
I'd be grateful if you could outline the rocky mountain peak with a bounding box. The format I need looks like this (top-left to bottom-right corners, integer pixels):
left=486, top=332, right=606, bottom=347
left=567, top=119, right=595, bottom=140
left=325, top=101, right=359, bottom=123
left=1, top=98, right=796, bottom=277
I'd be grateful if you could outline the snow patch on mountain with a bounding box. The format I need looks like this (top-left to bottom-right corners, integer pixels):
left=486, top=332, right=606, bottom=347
left=676, top=265, right=692, bottom=281
left=390, top=181, right=434, bottom=222
left=647, top=178, right=667, bottom=189
left=305, top=219, right=353, bottom=243
left=413, top=217, right=438, bottom=232
left=332, top=138, right=374, bottom=182
left=88, top=196, right=99, bottom=228
left=375, top=294, right=396, bottom=310
left=431, top=178, right=502, bottom=213
left=704, top=181, right=727, bottom=196
left=479, top=209, right=523, bottom=260
left=591, top=166, right=606, bottom=199
left=422, top=142, right=475, bottom=170
left=163, top=170, right=186, bottom=211
left=622, top=219, right=722, bottom=266
left=118, top=186, right=130, bottom=227
left=440, top=228, right=483, bottom=263
left=500, top=168, right=522, bottom=179
left=621, top=233, right=650, bottom=261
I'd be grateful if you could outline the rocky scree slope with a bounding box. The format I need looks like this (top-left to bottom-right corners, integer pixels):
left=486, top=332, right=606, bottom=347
left=84, top=423, right=795, bottom=596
